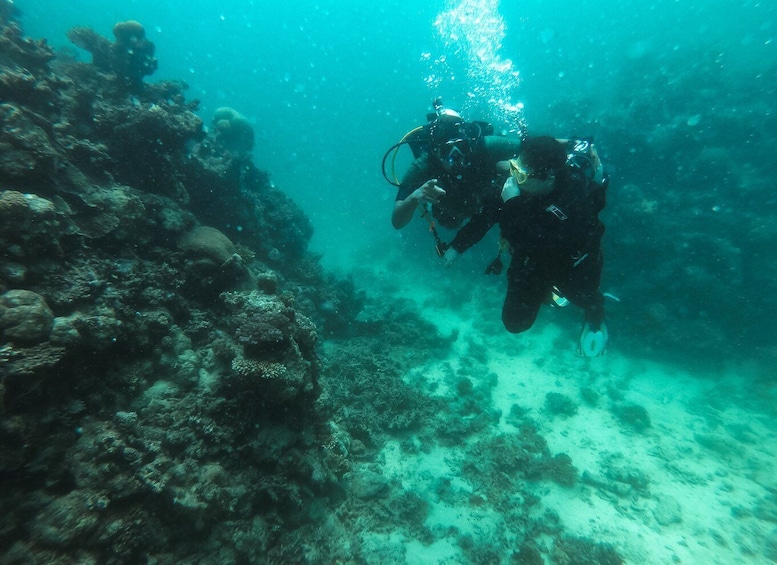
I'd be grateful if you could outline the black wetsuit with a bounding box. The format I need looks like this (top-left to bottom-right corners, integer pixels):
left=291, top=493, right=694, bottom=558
left=395, top=136, right=520, bottom=230
left=499, top=168, right=607, bottom=333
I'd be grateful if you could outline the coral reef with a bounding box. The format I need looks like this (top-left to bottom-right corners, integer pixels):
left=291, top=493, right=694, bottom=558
left=0, top=9, right=363, bottom=563
left=67, top=19, right=157, bottom=93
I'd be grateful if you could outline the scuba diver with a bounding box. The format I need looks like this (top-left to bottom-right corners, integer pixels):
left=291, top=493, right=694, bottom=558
left=497, top=135, right=610, bottom=356
left=382, top=102, right=610, bottom=356
left=384, top=98, right=521, bottom=258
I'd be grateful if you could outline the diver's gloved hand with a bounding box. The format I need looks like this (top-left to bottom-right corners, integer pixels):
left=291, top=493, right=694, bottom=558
left=579, top=321, right=608, bottom=357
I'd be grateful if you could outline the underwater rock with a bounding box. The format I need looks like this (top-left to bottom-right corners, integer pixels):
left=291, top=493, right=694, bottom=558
left=0, top=104, right=62, bottom=183
left=0, top=190, right=73, bottom=292
left=0, top=261, right=26, bottom=286
left=512, top=542, right=545, bottom=565
left=582, top=462, right=651, bottom=498
left=98, top=104, right=203, bottom=196
left=0, top=341, right=67, bottom=378
left=461, top=424, right=578, bottom=491
left=30, top=490, right=100, bottom=547
left=177, top=226, right=250, bottom=296
left=0, top=9, right=366, bottom=563
left=0, top=20, right=58, bottom=113
left=230, top=356, right=307, bottom=402
left=609, top=465, right=649, bottom=490
left=349, top=470, right=389, bottom=499
left=545, top=391, right=579, bottom=417
left=68, top=184, right=146, bottom=239
left=694, top=432, right=738, bottom=456
left=219, top=290, right=319, bottom=403
left=66, top=26, right=111, bottom=69
left=505, top=403, right=531, bottom=427
left=111, top=21, right=158, bottom=91
left=0, top=190, right=64, bottom=251
left=539, top=453, right=578, bottom=488
left=611, top=402, right=651, bottom=432
left=552, top=536, right=623, bottom=565
left=653, top=494, right=683, bottom=525
left=0, top=289, right=54, bottom=344
left=182, top=152, right=313, bottom=264
left=212, top=106, right=255, bottom=155
left=178, top=225, right=237, bottom=264
left=607, top=465, right=650, bottom=493
left=114, top=410, right=139, bottom=432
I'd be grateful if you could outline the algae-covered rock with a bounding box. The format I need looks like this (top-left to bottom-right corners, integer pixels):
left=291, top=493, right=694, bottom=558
left=178, top=225, right=236, bottom=263
left=0, top=289, right=54, bottom=344
left=0, top=190, right=66, bottom=255
left=31, top=490, right=100, bottom=547
left=654, top=494, right=683, bottom=525
left=545, top=391, right=578, bottom=417
left=350, top=470, right=389, bottom=499
left=212, top=106, right=255, bottom=154
left=552, top=536, right=623, bottom=565
left=611, top=402, right=651, bottom=432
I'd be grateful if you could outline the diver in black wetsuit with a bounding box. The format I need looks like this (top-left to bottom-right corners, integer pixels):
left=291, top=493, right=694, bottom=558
left=385, top=106, right=610, bottom=355
left=390, top=102, right=520, bottom=247
left=498, top=135, right=609, bottom=356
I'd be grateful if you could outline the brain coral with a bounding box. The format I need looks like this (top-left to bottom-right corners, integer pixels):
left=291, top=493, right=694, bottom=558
left=0, top=289, right=54, bottom=344
left=178, top=226, right=236, bottom=264
left=212, top=107, right=254, bottom=154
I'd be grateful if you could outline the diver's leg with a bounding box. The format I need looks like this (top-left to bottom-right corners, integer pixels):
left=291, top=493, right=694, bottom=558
left=502, top=256, right=547, bottom=333
left=558, top=250, right=605, bottom=329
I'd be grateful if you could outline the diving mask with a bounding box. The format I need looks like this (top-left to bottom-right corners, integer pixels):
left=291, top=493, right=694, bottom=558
left=439, top=138, right=469, bottom=169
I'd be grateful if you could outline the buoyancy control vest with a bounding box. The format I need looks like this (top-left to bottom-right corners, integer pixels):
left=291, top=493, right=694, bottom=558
left=521, top=138, right=608, bottom=254
left=542, top=138, right=608, bottom=228
left=488, top=138, right=609, bottom=274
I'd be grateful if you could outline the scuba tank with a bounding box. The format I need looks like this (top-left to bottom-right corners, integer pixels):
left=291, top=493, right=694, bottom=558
left=565, top=138, right=606, bottom=193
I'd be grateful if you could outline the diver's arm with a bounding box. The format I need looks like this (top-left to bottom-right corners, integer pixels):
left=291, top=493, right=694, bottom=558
left=448, top=191, right=502, bottom=253
left=392, top=179, right=446, bottom=229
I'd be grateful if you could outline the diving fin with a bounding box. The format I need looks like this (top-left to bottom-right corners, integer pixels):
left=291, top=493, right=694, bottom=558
left=579, top=322, right=608, bottom=357
left=550, top=286, right=569, bottom=307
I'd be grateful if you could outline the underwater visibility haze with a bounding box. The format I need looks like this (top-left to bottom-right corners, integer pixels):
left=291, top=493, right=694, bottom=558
left=2, top=0, right=777, bottom=562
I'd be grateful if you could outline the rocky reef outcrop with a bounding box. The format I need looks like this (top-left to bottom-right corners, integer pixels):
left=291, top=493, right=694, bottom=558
left=0, top=6, right=369, bottom=563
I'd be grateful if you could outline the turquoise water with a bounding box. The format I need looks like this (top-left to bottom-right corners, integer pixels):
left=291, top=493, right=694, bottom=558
left=18, top=0, right=776, bottom=270
left=9, top=1, right=777, bottom=562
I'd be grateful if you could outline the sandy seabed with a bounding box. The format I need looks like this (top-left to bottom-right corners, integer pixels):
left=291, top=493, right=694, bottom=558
left=340, top=245, right=777, bottom=564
